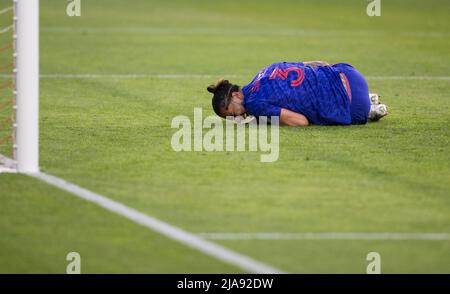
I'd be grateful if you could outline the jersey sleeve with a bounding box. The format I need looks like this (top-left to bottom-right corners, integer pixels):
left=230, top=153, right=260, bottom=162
left=245, top=100, right=281, bottom=118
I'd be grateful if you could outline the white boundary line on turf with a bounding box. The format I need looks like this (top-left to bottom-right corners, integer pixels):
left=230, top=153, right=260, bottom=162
left=38, top=73, right=240, bottom=79
left=199, top=232, right=450, bottom=241
left=27, top=171, right=285, bottom=274
left=1, top=73, right=450, bottom=80
left=366, top=76, right=450, bottom=81
left=0, top=73, right=240, bottom=79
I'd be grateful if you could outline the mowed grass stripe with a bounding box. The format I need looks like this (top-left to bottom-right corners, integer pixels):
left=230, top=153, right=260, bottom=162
left=199, top=232, right=450, bottom=241
left=40, top=27, right=450, bottom=38
left=29, top=172, right=285, bottom=274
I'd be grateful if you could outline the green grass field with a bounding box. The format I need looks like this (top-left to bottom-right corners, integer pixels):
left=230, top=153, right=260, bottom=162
left=0, top=0, right=449, bottom=273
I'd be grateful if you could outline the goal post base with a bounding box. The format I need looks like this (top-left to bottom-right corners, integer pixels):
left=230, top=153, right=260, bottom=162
left=0, top=153, right=17, bottom=173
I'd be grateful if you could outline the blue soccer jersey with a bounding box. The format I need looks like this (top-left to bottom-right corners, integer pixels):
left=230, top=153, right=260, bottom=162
left=241, top=62, right=352, bottom=125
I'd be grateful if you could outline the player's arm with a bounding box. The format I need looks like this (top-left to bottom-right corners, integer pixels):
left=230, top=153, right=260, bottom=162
left=280, top=108, right=309, bottom=126
left=303, top=61, right=330, bottom=67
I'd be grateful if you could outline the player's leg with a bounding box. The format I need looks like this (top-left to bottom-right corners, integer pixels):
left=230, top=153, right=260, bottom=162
left=333, top=63, right=371, bottom=124
left=334, top=63, right=388, bottom=123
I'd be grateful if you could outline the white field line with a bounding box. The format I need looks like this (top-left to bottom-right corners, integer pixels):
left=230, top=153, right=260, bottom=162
left=0, top=73, right=239, bottom=79
left=1, top=73, right=449, bottom=80
left=28, top=171, right=285, bottom=274
left=199, top=232, right=450, bottom=241
left=38, top=73, right=240, bottom=79
left=366, top=76, right=450, bottom=81
left=0, top=153, right=17, bottom=173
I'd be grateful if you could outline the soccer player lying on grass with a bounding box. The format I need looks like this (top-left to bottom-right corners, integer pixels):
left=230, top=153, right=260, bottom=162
left=207, top=61, right=388, bottom=126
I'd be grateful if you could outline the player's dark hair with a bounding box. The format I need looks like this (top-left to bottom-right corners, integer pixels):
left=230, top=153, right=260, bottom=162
left=207, top=80, right=240, bottom=118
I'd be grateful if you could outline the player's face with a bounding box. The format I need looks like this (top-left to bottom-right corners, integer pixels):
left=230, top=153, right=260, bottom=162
left=223, top=90, right=246, bottom=117
left=226, top=99, right=246, bottom=117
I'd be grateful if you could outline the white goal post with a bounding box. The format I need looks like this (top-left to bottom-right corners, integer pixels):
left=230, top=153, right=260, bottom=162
left=15, top=0, right=40, bottom=173
left=0, top=0, right=39, bottom=173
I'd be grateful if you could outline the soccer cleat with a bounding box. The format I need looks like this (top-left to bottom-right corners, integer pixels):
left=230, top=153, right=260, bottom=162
left=368, top=103, right=388, bottom=121
left=369, top=93, right=381, bottom=105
